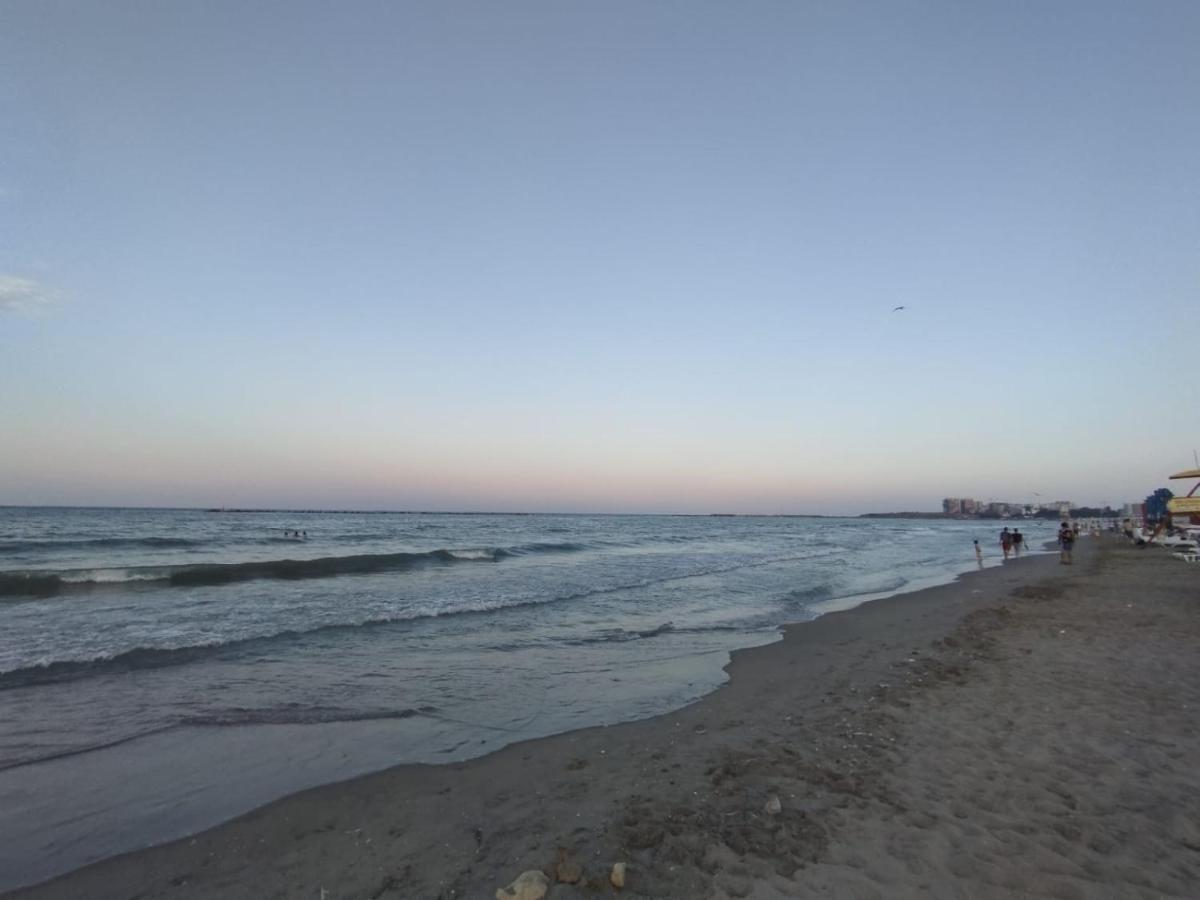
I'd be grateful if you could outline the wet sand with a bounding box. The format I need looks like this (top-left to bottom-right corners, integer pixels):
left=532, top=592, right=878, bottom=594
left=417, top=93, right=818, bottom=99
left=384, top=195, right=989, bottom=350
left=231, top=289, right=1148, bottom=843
left=7, top=538, right=1198, bottom=899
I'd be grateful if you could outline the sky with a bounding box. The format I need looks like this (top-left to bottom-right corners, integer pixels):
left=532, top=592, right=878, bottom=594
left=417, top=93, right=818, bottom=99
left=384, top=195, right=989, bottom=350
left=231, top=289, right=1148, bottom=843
left=1, top=1, right=1197, bottom=514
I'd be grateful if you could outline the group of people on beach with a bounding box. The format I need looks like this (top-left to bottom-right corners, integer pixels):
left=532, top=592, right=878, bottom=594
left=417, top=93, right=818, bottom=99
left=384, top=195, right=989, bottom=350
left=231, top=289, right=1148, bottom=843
left=973, top=522, right=1079, bottom=566
left=998, top=526, right=1025, bottom=559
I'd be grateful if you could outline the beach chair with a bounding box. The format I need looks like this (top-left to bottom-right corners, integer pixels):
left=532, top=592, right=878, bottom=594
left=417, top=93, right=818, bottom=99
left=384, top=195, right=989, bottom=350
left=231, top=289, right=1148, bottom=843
left=1170, top=541, right=1198, bottom=562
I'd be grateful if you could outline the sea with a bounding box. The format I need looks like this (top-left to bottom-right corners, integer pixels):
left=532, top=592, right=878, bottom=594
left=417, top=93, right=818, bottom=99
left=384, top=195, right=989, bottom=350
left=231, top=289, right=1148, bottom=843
left=0, top=506, right=1055, bottom=889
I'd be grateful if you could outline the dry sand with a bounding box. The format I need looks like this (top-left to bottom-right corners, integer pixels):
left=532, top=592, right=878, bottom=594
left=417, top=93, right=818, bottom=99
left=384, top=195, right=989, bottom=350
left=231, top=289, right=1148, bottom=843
left=7, top=538, right=1198, bottom=899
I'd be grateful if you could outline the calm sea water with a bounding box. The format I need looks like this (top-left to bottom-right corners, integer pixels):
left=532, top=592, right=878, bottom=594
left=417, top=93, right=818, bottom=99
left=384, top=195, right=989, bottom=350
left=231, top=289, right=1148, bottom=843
left=0, top=507, right=1053, bottom=887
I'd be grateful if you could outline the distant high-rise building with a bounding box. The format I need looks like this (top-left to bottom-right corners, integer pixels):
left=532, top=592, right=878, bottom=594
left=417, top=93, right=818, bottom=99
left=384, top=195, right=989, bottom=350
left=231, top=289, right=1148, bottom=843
left=943, top=498, right=963, bottom=515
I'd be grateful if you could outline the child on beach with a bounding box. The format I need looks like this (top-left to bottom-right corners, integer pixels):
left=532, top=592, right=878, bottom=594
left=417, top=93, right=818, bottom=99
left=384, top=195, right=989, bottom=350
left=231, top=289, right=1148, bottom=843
left=973, top=540, right=983, bottom=567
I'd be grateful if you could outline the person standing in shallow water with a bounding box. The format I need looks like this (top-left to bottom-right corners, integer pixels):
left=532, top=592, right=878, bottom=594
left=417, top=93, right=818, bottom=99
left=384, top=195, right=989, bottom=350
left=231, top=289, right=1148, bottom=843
left=1058, top=522, right=1075, bottom=565
left=974, top=540, right=984, bottom=568
left=1000, top=526, right=1012, bottom=559
left=1011, top=529, right=1024, bottom=556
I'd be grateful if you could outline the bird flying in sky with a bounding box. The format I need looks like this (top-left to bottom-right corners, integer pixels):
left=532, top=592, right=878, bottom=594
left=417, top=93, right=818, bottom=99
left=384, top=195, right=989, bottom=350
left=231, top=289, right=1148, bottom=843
left=892, top=305, right=905, bottom=312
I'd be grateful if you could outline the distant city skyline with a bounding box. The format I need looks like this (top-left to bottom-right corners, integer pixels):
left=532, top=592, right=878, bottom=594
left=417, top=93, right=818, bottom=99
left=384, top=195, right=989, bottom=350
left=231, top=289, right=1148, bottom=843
left=3, top=2, right=1197, bottom=514
left=0, top=491, right=1166, bottom=517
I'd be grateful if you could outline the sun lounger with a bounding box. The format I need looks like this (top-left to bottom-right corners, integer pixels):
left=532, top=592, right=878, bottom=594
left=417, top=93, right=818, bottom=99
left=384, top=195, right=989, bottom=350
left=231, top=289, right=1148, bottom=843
left=1170, top=541, right=1198, bottom=562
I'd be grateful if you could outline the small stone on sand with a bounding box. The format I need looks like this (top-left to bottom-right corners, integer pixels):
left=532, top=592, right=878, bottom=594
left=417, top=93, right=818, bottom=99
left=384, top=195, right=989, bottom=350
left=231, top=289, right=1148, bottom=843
left=495, top=869, right=548, bottom=900
left=610, top=861, right=627, bottom=888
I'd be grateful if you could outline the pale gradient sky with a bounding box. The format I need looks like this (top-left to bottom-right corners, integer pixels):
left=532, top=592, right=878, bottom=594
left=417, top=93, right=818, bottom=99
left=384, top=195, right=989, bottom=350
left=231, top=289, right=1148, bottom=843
left=2, top=1, right=1197, bottom=514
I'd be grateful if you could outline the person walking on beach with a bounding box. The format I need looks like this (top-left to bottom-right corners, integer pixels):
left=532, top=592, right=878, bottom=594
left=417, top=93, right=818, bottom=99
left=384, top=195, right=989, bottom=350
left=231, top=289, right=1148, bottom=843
left=1012, top=529, right=1024, bottom=556
left=1058, top=521, right=1075, bottom=565
left=973, top=539, right=983, bottom=568
left=1000, top=526, right=1012, bottom=559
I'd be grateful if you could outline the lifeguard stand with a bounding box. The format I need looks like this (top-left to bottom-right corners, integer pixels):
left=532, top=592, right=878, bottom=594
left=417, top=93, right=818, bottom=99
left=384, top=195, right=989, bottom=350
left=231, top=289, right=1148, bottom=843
left=1166, top=469, right=1200, bottom=526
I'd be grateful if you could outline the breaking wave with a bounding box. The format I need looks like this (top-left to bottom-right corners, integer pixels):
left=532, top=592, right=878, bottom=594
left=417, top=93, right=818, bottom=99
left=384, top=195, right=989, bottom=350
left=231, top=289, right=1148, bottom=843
left=0, top=542, right=589, bottom=598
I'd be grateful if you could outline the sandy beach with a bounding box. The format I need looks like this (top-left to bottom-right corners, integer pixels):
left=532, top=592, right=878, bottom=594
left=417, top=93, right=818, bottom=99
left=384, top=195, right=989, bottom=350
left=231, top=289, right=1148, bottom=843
left=7, top=536, right=1198, bottom=899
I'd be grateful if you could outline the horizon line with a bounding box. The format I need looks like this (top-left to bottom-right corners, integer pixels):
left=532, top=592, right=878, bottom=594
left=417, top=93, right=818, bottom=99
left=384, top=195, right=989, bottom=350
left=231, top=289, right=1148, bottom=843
left=0, top=503, right=907, bottom=518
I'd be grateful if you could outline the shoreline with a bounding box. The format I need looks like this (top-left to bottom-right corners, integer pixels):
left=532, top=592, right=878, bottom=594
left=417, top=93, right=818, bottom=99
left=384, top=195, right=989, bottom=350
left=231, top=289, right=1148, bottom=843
left=1, top=544, right=1082, bottom=898
left=0, top=541, right=1035, bottom=890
